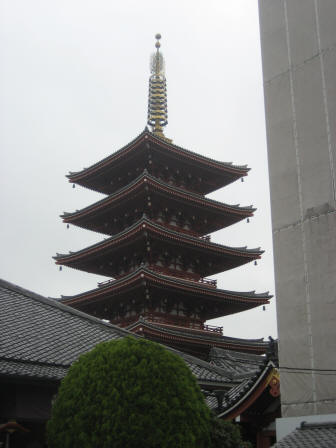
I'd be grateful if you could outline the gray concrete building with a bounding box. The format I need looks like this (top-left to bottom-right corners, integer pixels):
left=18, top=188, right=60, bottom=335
left=258, top=0, right=336, bottom=418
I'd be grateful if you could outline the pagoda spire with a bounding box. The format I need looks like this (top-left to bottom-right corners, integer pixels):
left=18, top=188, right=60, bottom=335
left=147, top=34, right=169, bottom=140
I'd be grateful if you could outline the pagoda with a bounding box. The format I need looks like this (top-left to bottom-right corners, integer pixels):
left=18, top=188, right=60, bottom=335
left=55, top=34, right=272, bottom=360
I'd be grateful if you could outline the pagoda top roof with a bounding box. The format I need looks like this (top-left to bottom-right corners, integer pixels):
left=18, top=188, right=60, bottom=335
left=54, top=216, right=263, bottom=264
left=67, top=129, right=249, bottom=191
left=62, top=171, right=255, bottom=223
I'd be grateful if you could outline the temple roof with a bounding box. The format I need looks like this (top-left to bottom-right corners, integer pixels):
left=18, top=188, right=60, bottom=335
left=127, top=320, right=270, bottom=356
left=67, top=130, right=249, bottom=195
left=207, top=361, right=279, bottom=417
left=272, top=422, right=336, bottom=448
left=62, top=171, right=255, bottom=235
left=60, top=267, right=271, bottom=320
left=54, top=217, right=263, bottom=277
left=0, top=278, right=234, bottom=388
left=209, top=347, right=268, bottom=374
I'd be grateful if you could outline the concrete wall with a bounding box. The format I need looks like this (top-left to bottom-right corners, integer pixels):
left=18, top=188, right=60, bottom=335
left=259, top=0, right=336, bottom=417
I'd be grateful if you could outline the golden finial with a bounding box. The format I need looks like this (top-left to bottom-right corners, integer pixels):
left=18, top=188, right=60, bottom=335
left=147, top=34, right=170, bottom=141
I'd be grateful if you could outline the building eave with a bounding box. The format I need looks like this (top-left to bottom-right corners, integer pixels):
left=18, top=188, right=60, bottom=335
left=67, top=130, right=249, bottom=184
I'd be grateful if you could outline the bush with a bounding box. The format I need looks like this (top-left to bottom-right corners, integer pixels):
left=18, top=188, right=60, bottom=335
left=210, top=417, right=252, bottom=448
left=47, top=337, right=211, bottom=448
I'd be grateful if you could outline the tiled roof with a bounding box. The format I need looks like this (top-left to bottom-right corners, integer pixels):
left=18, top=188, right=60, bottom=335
left=213, top=361, right=278, bottom=417
left=62, top=171, right=254, bottom=221
left=54, top=217, right=263, bottom=261
left=209, top=347, right=267, bottom=375
left=67, top=129, right=249, bottom=180
left=61, top=267, right=271, bottom=308
left=127, top=320, right=269, bottom=354
left=0, top=279, right=231, bottom=386
left=272, top=422, right=336, bottom=448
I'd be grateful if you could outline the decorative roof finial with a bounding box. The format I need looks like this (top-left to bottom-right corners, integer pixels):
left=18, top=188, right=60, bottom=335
left=147, top=34, right=170, bottom=141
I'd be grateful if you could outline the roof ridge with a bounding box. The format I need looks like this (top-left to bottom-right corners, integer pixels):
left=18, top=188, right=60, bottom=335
left=0, top=355, right=69, bottom=369
left=299, top=421, right=336, bottom=430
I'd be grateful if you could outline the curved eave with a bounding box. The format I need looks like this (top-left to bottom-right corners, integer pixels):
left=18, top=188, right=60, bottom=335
left=60, top=267, right=272, bottom=309
left=67, top=130, right=249, bottom=184
left=217, top=365, right=279, bottom=419
left=54, top=218, right=263, bottom=272
left=127, top=321, right=269, bottom=355
left=62, top=172, right=255, bottom=227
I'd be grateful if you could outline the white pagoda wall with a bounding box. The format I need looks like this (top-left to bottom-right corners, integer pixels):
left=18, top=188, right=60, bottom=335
left=258, top=0, right=336, bottom=417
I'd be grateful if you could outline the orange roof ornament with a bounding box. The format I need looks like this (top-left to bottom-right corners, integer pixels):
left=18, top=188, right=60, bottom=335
left=147, top=34, right=171, bottom=142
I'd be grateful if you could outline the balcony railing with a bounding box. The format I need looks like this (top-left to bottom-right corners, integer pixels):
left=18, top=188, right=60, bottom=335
left=98, top=271, right=217, bottom=289
left=203, top=324, right=223, bottom=334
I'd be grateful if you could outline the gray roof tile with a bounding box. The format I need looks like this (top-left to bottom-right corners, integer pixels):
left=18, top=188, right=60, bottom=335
left=209, top=347, right=267, bottom=376
left=0, top=279, right=231, bottom=387
left=273, top=422, right=336, bottom=448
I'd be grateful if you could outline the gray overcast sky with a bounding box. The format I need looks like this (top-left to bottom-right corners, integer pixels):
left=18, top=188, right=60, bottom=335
left=0, top=0, right=277, bottom=339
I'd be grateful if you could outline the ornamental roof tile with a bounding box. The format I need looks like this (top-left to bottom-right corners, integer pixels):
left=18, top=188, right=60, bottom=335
left=272, top=422, right=336, bottom=448
left=0, top=279, right=232, bottom=387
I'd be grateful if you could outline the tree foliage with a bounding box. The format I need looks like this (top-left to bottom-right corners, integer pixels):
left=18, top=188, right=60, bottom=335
left=209, top=417, right=252, bottom=448
left=47, top=337, right=211, bottom=448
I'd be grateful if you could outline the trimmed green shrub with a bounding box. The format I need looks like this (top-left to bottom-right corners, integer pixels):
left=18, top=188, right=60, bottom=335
left=47, top=337, right=211, bottom=448
left=210, top=417, right=252, bottom=448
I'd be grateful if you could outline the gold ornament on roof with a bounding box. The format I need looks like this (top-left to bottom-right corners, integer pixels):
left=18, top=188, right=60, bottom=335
left=147, top=34, right=170, bottom=141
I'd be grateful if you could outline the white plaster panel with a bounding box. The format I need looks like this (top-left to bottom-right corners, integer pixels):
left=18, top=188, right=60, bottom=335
left=287, top=0, right=318, bottom=67
left=281, top=403, right=315, bottom=418
left=258, top=0, right=288, bottom=82
left=292, top=57, right=335, bottom=213
left=304, top=213, right=336, bottom=405
left=264, top=73, right=301, bottom=229
left=281, top=372, right=314, bottom=413
left=324, top=49, right=336, bottom=198
left=273, top=227, right=310, bottom=367
left=316, top=0, right=336, bottom=50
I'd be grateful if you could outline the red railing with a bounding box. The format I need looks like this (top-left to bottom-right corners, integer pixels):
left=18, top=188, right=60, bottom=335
left=145, top=315, right=223, bottom=334
left=203, top=324, right=223, bottom=334
left=110, top=313, right=223, bottom=335
left=98, top=270, right=217, bottom=289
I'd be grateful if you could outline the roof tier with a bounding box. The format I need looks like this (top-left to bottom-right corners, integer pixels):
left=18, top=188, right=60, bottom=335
left=62, top=172, right=254, bottom=236
left=54, top=218, right=263, bottom=279
left=67, top=130, right=249, bottom=195
left=60, top=267, right=271, bottom=322
left=126, top=319, right=271, bottom=359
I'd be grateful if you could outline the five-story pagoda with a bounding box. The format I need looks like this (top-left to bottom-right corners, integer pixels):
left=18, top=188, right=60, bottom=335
left=55, top=35, right=271, bottom=359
